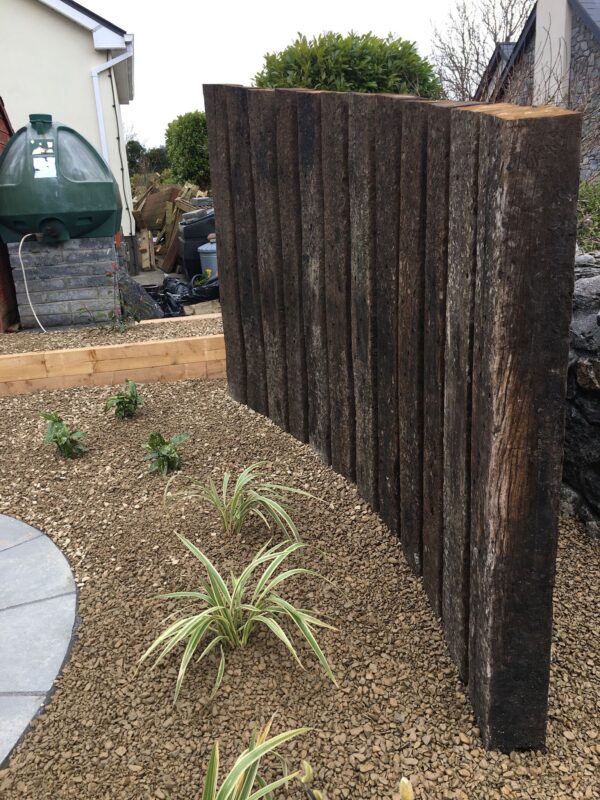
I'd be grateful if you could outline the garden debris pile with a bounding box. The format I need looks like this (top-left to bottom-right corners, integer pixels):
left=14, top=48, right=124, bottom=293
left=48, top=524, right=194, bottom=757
left=133, top=181, right=213, bottom=273
left=0, top=379, right=597, bottom=800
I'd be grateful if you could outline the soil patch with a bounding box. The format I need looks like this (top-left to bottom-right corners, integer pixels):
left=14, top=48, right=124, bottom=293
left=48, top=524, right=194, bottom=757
left=0, top=317, right=223, bottom=356
left=0, top=379, right=597, bottom=800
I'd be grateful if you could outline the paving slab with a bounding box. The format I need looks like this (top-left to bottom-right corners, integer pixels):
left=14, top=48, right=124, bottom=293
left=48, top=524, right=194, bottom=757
left=0, top=514, right=43, bottom=552
left=0, top=593, right=77, bottom=693
left=0, top=534, right=75, bottom=610
left=0, top=516, right=77, bottom=768
left=0, top=695, right=45, bottom=766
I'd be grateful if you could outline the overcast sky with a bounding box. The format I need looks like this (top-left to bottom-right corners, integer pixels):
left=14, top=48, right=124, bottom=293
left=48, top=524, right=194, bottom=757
left=95, top=0, right=454, bottom=147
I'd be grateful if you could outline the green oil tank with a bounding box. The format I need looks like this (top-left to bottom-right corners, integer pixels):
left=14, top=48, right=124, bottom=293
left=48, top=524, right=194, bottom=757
left=0, top=113, right=122, bottom=243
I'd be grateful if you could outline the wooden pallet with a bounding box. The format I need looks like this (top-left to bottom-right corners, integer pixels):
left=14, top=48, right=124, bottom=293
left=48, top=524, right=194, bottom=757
left=0, top=334, right=226, bottom=396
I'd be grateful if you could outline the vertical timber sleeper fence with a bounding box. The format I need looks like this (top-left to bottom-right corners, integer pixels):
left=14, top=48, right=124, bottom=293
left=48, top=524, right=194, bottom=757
left=203, top=84, right=582, bottom=753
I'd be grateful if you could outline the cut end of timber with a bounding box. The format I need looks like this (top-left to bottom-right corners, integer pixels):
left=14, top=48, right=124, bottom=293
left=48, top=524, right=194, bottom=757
left=456, top=102, right=581, bottom=120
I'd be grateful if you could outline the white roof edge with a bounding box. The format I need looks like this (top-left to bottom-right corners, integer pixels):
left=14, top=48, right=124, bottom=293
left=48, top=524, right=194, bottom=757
left=35, top=0, right=130, bottom=51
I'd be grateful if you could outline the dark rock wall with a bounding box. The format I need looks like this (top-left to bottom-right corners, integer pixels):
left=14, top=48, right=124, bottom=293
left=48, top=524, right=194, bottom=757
left=563, top=252, right=600, bottom=534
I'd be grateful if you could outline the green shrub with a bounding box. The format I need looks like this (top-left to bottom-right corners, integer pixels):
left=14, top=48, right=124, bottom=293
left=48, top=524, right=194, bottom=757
left=197, top=719, right=307, bottom=800
left=104, top=380, right=142, bottom=419
left=578, top=179, right=600, bottom=252
left=255, top=32, right=441, bottom=97
left=165, top=111, right=210, bottom=188
left=39, top=412, right=86, bottom=459
left=143, top=432, right=189, bottom=475
left=166, top=462, right=314, bottom=541
left=140, top=538, right=336, bottom=701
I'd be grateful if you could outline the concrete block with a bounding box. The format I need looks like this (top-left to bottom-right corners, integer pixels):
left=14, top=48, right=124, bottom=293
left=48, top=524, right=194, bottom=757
left=0, top=695, right=45, bottom=767
left=0, top=535, right=75, bottom=610
left=0, top=593, right=77, bottom=693
left=0, top=515, right=43, bottom=552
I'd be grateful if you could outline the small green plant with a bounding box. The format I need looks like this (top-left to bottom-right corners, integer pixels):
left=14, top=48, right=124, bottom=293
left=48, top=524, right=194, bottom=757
left=166, top=463, right=314, bottom=541
left=104, top=380, right=142, bottom=419
left=578, top=178, right=600, bottom=252
left=140, top=538, right=336, bottom=701
left=39, top=412, right=87, bottom=459
left=197, top=719, right=308, bottom=800
left=143, top=432, right=189, bottom=475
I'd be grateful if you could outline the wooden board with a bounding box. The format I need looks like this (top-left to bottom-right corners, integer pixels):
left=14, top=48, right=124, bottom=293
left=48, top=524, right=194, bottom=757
left=276, top=89, right=308, bottom=443
left=296, top=90, right=330, bottom=463
left=442, top=108, right=482, bottom=681
left=349, top=93, right=378, bottom=508
left=0, top=335, right=226, bottom=396
left=321, top=91, right=355, bottom=480
left=225, top=86, right=268, bottom=415
left=374, top=95, right=406, bottom=534
left=468, top=105, right=581, bottom=751
left=397, top=101, right=428, bottom=574
left=247, top=89, right=288, bottom=430
left=421, top=102, right=455, bottom=617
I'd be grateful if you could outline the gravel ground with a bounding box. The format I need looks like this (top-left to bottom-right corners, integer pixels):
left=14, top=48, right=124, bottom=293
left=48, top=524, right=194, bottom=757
left=0, top=318, right=223, bottom=356
left=0, top=379, right=597, bottom=800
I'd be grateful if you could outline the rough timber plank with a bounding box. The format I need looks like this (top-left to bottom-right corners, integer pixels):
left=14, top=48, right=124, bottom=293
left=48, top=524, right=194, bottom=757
left=442, top=107, right=481, bottom=681
left=422, top=102, right=456, bottom=617
left=468, top=105, right=581, bottom=751
left=203, top=84, right=246, bottom=403
left=296, top=90, right=330, bottom=462
left=321, top=91, right=355, bottom=480
left=224, top=85, right=268, bottom=415
left=276, top=90, right=308, bottom=443
left=349, top=93, right=378, bottom=509
left=397, top=101, right=428, bottom=574
left=374, top=95, right=406, bottom=534
left=247, top=89, right=288, bottom=430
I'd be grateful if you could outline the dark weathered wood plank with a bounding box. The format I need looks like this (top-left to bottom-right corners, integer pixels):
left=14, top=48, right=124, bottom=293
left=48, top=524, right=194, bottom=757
left=321, top=92, right=355, bottom=480
left=247, top=89, right=288, bottom=430
left=349, top=93, right=378, bottom=509
left=422, top=102, right=456, bottom=617
left=296, top=90, right=330, bottom=462
left=468, top=105, right=581, bottom=751
left=275, top=90, right=308, bottom=443
left=203, top=84, right=246, bottom=403
left=398, top=101, right=428, bottom=573
left=374, top=95, right=405, bottom=534
left=224, top=85, right=268, bottom=415
left=442, top=106, right=482, bottom=681
left=443, top=102, right=513, bottom=681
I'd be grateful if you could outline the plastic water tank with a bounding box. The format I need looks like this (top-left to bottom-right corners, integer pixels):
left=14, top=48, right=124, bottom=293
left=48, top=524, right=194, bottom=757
left=0, top=113, right=122, bottom=243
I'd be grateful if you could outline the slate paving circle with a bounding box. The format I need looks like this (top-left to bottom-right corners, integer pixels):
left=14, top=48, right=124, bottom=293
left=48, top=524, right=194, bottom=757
left=0, top=514, right=77, bottom=767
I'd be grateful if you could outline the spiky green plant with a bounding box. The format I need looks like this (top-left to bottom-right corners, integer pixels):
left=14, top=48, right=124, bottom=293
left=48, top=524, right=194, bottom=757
left=166, top=463, right=314, bottom=541
left=143, top=432, right=189, bottom=475
left=196, top=719, right=307, bottom=800
left=104, top=380, right=142, bottom=419
left=140, top=538, right=336, bottom=701
left=39, top=411, right=87, bottom=459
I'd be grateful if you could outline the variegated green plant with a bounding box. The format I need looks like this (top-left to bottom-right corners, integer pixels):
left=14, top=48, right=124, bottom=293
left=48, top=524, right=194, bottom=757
left=140, top=538, right=336, bottom=702
left=197, top=719, right=308, bottom=800
left=165, top=463, right=315, bottom=541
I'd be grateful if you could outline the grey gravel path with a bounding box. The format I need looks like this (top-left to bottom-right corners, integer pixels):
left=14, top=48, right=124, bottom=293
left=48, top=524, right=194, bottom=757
left=0, top=515, right=77, bottom=767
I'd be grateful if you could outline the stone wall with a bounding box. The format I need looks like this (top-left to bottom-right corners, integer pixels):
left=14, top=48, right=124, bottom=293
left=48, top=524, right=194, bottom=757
left=7, top=237, right=119, bottom=329
left=570, top=13, right=600, bottom=179
left=563, top=250, right=600, bottom=535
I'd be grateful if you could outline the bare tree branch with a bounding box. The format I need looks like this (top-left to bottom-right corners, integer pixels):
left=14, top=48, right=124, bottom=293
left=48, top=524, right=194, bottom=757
left=431, top=0, right=533, bottom=99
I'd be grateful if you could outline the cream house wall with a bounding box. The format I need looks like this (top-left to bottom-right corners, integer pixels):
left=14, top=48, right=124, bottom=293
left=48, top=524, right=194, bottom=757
left=0, top=0, right=134, bottom=235
left=534, top=0, right=573, bottom=103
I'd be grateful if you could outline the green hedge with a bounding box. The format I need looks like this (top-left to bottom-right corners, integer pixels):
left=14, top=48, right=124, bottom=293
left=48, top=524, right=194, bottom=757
left=255, top=32, right=442, bottom=98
